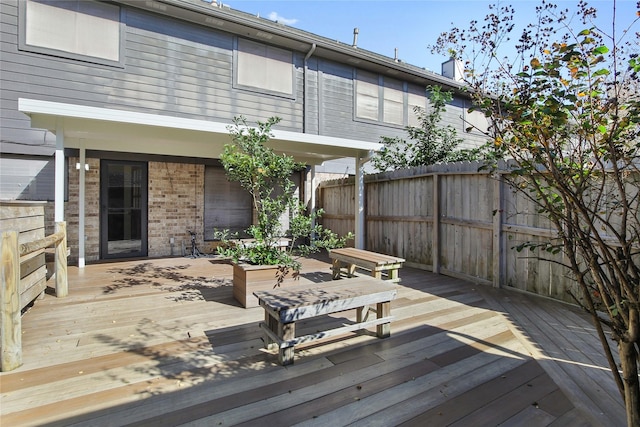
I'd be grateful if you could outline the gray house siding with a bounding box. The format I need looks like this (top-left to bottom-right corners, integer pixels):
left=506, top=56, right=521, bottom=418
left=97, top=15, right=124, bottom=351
left=317, top=60, right=410, bottom=143
left=1, top=0, right=483, bottom=161
left=313, top=58, right=488, bottom=153
left=445, top=97, right=488, bottom=149
left=0, top=154, right=55, bottom=201
left=302, top=56, right=320, bottom=135
left=1, top=1, right=306, bottom=161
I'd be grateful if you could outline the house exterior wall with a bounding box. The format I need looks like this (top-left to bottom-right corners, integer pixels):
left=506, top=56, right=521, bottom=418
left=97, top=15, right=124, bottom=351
left=66, top=157, right=101, bottom=262
left=64, top=157, right=207, bottom=263
left=1, top=0, right=488, bottom=263
left=1, top=1, right=304, bottom=156
left=1, top=0, right=483, bottom=162
left=147, top=161, right=204, bottom=259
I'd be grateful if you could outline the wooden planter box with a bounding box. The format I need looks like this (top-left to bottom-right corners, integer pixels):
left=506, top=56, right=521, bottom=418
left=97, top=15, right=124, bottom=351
left=233, top=262, right=293, bottom=308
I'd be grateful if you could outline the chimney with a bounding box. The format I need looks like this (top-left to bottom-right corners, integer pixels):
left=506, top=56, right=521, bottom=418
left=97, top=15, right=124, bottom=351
left=352, top=28, right=359, bottom=48
left=441, top=58, right=465, bottom=82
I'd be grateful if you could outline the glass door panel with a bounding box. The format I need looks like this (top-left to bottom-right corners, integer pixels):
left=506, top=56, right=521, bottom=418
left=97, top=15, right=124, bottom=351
left=101, top=160, right=147, bottom=258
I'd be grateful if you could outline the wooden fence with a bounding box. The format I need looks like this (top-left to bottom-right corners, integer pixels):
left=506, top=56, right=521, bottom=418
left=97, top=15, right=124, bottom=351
left=1, top=202, right=68, bottom=371
left=318, top=162, right=580, bottom=304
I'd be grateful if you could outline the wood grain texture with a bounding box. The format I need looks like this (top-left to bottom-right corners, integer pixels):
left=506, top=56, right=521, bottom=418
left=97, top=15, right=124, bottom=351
left=318, top=165, right=590, bottom=304
left=1, top=231, right=22, bottom=371
left=0, top=255, right=623, bottom=425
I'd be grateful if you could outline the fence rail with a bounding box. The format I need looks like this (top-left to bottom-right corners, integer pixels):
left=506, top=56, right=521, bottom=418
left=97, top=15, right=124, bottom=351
left=318, top=162, right=580, bottom=304
left=1, top=222, right=67, bottom=372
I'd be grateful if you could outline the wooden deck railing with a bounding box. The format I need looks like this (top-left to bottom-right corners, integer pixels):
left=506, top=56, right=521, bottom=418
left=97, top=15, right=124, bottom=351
left=1, top=222, right=67, bottom=371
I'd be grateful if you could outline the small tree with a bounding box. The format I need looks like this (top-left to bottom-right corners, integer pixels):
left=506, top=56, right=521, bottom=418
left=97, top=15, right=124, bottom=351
left=216, top=116, right=351, bottom=276
left=435, top=1, right=640, bottom=424
left=372, top=85, right=479, bottom=172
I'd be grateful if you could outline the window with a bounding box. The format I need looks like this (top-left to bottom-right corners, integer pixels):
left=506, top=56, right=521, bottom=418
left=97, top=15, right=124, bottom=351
left=19, top=0, right=122, bottom=66
left=355, top=71, right=379, bottom=121
left=0, top=155, right=56, bottom=201
left=204, top=166, right=253, bottom=240
left=355, top=70, right=416, bottom=126
left=235, top=38, right=294, bottom=97
left=464, top=107, right=490, bottom=134
left=407, top=91, right=426, bottom=127
left=383, top=78, right=404, bottom=125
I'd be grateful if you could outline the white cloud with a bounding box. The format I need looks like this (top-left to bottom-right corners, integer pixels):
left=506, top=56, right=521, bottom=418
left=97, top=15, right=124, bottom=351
left=267, top=11, right=298, bottom=26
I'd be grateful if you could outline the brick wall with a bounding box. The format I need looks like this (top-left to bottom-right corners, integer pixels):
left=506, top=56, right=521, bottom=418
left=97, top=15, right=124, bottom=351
left=66, top=157, right=101, bottom=264
left=148, top=161, right=204, bottom=258
left=64, top=158, right=206, bottom=264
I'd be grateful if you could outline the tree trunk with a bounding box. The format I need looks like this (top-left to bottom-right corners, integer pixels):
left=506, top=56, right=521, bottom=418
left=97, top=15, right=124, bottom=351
left=619, top=340, right=640, bottom=426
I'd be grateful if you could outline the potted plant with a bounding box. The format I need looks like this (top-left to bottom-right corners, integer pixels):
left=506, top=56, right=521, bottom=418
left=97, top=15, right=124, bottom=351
left=215, top=116, right=352, bottom=307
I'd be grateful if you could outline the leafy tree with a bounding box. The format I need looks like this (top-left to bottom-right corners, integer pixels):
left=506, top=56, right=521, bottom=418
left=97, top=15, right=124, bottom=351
left=216, top=116, right=351, bottom=276
left=434, top=1, right=640, bottom=424
left=372, top=85, right=479, bottom=172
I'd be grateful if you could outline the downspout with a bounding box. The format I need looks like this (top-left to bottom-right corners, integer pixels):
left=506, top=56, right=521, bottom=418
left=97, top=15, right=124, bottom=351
left=303, top=43, right=316, bottom=134
left=303, top=43, right=318, bottom=237
left=355, top=150, right=374, bottom=249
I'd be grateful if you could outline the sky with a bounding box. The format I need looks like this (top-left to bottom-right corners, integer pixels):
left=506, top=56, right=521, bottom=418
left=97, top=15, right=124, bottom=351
left=221, top=0, right=639, bottom=73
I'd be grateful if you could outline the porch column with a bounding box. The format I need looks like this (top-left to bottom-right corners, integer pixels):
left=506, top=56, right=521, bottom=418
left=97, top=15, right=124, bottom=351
left=54, top=121, right=65, bottom=222
left=78, top=144, right=86, bottom=268
left=310, top=165, right=317, bottom=240
left=354, top=154, right=366, bottom=249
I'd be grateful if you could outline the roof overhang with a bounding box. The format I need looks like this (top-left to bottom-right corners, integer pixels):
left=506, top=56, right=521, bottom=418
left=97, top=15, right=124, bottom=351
left=18, top=98, right=381, bottom=164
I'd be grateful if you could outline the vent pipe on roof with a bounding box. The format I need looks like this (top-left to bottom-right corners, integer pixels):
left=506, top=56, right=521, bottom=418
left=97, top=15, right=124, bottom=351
left=394, top=48, right=399, bottom=62
left=352, top=28, right=359, bottom=48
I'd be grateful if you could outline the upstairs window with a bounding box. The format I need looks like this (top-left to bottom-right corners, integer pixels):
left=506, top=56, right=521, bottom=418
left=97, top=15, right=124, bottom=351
left=235, top=38, right=294, bottom=97
left=355, top=70, right=419, bottom=126
left=383, top=78, right=404, bottom=125
left=407, top=91, right=427, bottom=127
left=355, top=71, right=379, bottom=121
left=19, top=0, right=122, bottom=66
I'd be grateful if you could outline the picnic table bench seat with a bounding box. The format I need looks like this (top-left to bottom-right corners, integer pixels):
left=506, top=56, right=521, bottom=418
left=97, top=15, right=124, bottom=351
left=254, top=276, right=397, bottom=365
left=329, top=247, right=405, bottom=283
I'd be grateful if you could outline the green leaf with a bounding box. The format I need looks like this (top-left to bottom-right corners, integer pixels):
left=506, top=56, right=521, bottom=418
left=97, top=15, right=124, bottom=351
left=597, top=125, right=607, bottom=134
left=592, top=45, right=609, bottom=55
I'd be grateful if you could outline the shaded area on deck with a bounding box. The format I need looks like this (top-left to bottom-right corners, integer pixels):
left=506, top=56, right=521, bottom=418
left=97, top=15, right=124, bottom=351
left=0, top=255, right=624, bottom=426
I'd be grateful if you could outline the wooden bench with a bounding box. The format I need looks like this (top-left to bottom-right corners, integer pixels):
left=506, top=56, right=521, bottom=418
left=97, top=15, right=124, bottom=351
left=329, top=247, right=405, bottom=283
left=254, top=276, right=397, bottom=365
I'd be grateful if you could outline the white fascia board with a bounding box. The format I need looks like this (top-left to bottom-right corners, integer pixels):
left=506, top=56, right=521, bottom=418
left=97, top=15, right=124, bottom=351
left=272, top=128, right=381, bottom=153
left=18, top=98, right=382, bottom=157
left=18, top=98, right=229, bottom=134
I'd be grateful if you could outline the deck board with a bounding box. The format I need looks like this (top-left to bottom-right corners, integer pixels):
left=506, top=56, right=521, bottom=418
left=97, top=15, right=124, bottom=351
left=0, top=255, right=624, bottom=426
left=477, top=285, right=625, bottom=426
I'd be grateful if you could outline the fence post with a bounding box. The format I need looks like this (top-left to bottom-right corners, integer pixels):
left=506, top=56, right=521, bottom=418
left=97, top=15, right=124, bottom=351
left=492, top=175, right=504, bottom=288
left=1, top=231, right=22, bottom=371
left=55, top=221, right=68, bottom=297
left=432, top=174, right=440, bottom=274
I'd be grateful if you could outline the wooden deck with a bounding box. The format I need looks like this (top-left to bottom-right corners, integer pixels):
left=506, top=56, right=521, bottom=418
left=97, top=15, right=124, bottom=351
left=0, top=255, right=624, bottom=426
